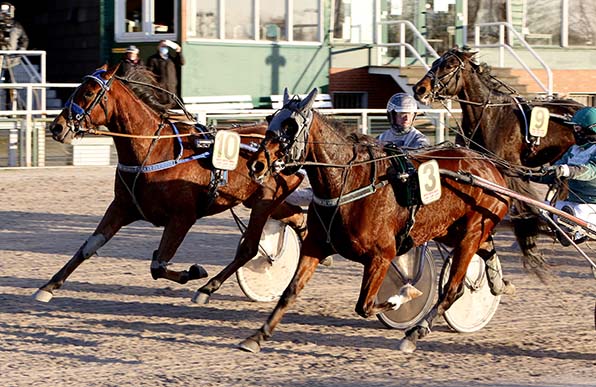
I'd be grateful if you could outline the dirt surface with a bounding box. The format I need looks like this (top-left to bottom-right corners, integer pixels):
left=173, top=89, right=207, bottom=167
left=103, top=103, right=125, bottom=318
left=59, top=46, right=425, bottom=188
left=0, top=166, right=595, bottom=387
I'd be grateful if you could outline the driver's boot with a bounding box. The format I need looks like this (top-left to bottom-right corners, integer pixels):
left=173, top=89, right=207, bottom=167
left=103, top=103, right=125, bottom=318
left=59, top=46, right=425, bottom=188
left=485, top=253, right=516, bottom=296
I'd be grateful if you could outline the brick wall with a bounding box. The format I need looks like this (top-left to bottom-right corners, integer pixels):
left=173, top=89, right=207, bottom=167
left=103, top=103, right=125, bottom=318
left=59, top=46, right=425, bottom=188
left=511, top=69, right=596, bottom=94
left=329, top=67, right=403, bottom=108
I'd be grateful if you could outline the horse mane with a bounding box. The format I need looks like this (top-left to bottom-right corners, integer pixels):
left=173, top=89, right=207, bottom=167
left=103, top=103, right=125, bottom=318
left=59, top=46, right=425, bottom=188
left=463, top=51, right=582, bottom=112
left=316, top=112, right=359, bottom=136
left=118, top=66, right=173, bottom=114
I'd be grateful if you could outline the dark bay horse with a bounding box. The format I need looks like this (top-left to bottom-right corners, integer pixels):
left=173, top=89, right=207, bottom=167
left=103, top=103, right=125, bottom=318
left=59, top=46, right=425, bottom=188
left=413, top=48, right=584, bottom=275
left=36, top=64, right=305, bottom=304
left=241, top=89, right=510, bottom=352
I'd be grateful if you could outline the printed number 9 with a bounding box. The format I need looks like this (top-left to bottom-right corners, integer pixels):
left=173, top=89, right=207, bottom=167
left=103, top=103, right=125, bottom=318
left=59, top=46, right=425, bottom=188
left=534, top=109, right=544, bottom=128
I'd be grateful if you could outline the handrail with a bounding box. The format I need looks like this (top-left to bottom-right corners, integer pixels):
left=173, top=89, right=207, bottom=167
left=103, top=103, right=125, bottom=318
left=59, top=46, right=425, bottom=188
left=473, top=22, right=553, bottom=96
left=375, top=20, right=439, bottom=68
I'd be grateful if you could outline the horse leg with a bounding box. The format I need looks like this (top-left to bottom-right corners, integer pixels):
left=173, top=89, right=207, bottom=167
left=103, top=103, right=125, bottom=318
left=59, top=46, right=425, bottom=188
left=354, top=255, right=423, bottom=318
left=150, top=215, right=208, bottom=284
left=507, top=177, right=550, bottom=281
left=400, top=232, right=480, bottom=352
left=193, top=198, right=282, bottom=304
left=477, top=237, right=515, bottom=296
left=270, top=202, right=307, bottom=239
left=33, top=200, right=136, bottom=302
left=238, top=237, right=322, bottom=353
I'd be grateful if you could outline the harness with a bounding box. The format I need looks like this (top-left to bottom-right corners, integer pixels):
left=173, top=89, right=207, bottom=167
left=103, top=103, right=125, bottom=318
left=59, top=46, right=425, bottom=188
left=384, top=145, right=422, bottom=255
left=64, top=69, right=113, bottom=131
left=117, top=122, right=213, bottom=173
left=312, top=146, right=388, bottom=207
left=63, top=69, right=264, bottom=220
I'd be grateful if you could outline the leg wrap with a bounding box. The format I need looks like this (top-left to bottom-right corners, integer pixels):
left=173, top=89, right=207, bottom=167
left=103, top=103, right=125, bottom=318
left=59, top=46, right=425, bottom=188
left=81, top=234, right=107, bottom=259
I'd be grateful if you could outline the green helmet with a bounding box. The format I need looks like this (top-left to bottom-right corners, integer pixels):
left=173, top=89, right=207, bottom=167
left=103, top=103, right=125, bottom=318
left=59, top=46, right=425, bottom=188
left=570, top=107, right=596, bottom=133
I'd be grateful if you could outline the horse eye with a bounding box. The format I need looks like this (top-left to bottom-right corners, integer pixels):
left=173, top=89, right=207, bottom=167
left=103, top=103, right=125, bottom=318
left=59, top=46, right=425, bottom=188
left=84, top=91, right=94, bottom=98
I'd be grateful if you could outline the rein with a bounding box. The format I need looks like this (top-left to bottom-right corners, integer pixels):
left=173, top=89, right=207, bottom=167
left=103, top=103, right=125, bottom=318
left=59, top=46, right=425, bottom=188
left=86, top=126, right=266, bottom=140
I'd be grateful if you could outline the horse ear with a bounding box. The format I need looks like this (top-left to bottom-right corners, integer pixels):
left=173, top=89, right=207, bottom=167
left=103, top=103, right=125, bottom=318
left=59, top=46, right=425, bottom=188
left=283, top=88, right=290, bottom=105
left=99, top=64, right=108, bottom=71
left=105, top=63, right=119, bottom=79
left=299, top=88, right=318, bottom=111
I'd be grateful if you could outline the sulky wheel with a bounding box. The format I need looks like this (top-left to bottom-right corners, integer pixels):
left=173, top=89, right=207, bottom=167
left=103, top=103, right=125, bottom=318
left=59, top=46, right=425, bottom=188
left=236, top=219, right=301, bottom=302
left=376, top=245, right=437, bottom=330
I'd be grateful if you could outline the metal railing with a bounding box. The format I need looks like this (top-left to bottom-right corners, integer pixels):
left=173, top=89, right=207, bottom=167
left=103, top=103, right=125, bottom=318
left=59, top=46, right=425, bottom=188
left=473, top=22, right=553, bottom=96
left=374, top=20, right=439, bottom=68
left=2, top=105, right=462, bottom=168
left=0, top=82, right=78, bottom=167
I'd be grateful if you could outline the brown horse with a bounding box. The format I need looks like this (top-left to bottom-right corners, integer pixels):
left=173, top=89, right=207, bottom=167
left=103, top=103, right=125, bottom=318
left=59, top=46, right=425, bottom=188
left=36, top=64, right=305, bottom=304
left=413, top=48, right=584, bottom=275
left=241, top=89, right=509, bottom=352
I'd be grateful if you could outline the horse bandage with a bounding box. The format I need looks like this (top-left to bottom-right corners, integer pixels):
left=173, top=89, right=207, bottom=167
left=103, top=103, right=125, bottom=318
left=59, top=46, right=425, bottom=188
left=81, top=234, right=107, bottom=259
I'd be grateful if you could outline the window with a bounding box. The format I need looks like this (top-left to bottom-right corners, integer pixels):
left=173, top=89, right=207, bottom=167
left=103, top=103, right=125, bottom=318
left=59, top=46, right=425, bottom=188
left=115, top=0, right=178, bottom=42
left=333, top=0, right=375, bottom=43
left=186, top=0, right=322, bottom=43
left=568, top=0, right=596, bottom=46
left=260, top=1, right=286, bottom=41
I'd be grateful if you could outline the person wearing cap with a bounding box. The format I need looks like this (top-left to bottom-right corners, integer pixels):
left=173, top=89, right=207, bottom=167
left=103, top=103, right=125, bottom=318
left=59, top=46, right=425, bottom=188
left=117, top=45, right=144, bottom=77
left=146, top=39, right=185, bottom=98
left=529, top=107, right=596, bottom=204
left=0, top=2, right=28, bottom=51
left=0, top=2, right=28, bottom=110
left=377, top=93, right=430, bottom=148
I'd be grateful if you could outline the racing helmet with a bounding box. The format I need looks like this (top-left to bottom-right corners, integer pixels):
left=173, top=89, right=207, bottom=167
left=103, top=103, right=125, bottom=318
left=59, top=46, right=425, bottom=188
left=387, top=93, right=418, bottom=133
left=387, top=93, right=418, bottom=114
left=0, top=3, right=14, bottom=19
left=570, top=107, right=596, bottom=133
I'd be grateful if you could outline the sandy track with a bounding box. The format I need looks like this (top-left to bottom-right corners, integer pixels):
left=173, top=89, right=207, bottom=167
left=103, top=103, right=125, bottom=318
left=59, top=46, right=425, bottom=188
left=0, top=166, right=594, bottom=387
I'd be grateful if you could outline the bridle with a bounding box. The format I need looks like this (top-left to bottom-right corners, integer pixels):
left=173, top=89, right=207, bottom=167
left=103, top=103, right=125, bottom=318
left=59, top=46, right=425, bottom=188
left=63, top=69, right=113, bottom=134
left=425, top=51, right=465, bottom=101
left=258, top=101, right=314, bottom=177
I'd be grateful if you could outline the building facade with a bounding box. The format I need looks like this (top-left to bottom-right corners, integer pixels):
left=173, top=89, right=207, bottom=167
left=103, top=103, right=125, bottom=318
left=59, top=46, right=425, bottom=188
left=16, top=0, right=596, bottom=108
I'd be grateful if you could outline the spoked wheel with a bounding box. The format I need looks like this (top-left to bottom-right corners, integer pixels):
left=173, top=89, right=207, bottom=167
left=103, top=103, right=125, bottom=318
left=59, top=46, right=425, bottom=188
left=236, top=219, right=301, bottom=302
left=376, top=245, right=437, bottom=330
left=440, top=254, right=500, bottom=333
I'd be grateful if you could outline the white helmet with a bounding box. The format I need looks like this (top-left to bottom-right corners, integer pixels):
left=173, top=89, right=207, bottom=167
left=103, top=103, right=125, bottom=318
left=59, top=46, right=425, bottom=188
left=387, top=93, right=418, bottom=113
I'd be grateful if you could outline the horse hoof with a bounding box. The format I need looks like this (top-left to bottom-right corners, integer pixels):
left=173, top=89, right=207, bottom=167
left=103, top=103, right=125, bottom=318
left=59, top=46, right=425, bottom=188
left=188, top=264, right=208, bottom=280
left=238, top=338, right=261, bottom=353
left=502, top=280, right=516, bottom=296
left=33, top=289, right=53, bottom=303
left=191, top=291, right=210, bottom=304
left=398, top=338, right=417, bottom=353
left=320, top=255, right=333, bottom=267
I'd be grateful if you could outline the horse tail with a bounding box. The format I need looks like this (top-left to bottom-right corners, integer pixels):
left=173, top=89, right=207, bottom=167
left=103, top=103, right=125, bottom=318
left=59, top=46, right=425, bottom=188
left=504, top=176, right=552, bottom=282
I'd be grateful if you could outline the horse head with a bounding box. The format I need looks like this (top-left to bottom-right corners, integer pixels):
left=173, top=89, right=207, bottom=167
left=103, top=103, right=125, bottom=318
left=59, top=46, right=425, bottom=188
left=413, top=48, right=477, bottom=105
left=248, top=88, right=318, bottom=182
left=50, top=64, right=119, bottom=143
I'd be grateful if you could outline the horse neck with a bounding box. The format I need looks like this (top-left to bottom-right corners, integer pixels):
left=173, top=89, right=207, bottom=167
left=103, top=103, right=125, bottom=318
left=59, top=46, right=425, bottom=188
left=109, top=81, right=175, bottom=166
left=458, top=68, right=511, bottom=146
left=304, top=115, right=371, bottom=198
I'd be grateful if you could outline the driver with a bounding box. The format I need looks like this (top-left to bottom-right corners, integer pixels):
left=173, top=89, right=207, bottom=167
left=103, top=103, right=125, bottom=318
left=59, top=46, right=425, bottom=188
left=528, top=107, right=596, bottom=240
left=377, top=93, right=430, bottom=148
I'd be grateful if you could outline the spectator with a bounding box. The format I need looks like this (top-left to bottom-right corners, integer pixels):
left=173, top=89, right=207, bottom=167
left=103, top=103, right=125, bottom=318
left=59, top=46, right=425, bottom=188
left=0, top=2, right=28, bottom=109
left=117, top=45, right=144, bottom=77
left=0, top=2, right=28, bottom=52
left=146, top=40, right=185, bottom=99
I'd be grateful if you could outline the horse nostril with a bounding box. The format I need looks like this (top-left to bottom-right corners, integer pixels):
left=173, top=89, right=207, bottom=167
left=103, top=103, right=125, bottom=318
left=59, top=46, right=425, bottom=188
left=415, top=85, right=426, bottom=96
left=250, top=160, right=265, bottom=175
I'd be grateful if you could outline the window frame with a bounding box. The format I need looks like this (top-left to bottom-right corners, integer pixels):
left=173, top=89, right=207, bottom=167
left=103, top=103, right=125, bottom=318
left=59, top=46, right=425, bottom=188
left=185, top=0, right=324, bottom=46
left=114, top=0, right=179, bottom=43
